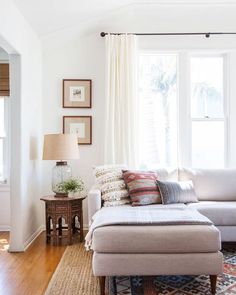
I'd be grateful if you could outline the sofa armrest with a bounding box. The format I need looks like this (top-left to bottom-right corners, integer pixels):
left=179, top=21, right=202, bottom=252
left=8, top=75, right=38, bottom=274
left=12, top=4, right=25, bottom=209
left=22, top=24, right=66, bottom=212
left=88, top=185, right=102, bottom=226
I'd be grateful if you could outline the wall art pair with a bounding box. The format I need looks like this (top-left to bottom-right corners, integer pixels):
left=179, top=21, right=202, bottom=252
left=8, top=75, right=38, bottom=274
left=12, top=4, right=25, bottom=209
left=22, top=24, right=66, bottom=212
left=62, top=79, right=92, bottom=145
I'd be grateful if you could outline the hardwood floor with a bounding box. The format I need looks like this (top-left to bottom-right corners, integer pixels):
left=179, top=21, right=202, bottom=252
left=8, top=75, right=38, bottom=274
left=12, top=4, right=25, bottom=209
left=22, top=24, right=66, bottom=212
left=0, top=231, right=67, bottom=295
left=2, top=231, right=234, bottom=295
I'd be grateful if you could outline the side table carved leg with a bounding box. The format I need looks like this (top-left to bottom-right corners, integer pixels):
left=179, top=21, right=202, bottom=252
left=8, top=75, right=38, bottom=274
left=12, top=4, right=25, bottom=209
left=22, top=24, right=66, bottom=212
left=58, top=217, right=62, bottom=237
left=52, top=218, right=57, bottom=246
left=79, top=208, right=84, bottom=242
left=72, top=216, right=76, bottom=234
left=66, top=212, right=72, bottom=245
left=46, top=215, right=51, bottom=243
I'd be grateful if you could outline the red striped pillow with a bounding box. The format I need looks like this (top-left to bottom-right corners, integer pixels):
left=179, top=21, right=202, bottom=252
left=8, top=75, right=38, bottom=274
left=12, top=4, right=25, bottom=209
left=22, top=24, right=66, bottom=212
left=122, top=170, right=161, bottom=206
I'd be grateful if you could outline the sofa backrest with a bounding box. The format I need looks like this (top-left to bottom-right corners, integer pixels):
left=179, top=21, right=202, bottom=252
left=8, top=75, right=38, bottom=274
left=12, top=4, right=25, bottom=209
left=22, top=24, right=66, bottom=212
left=179, top=168, right=236, bottom=201
left=155, top=168, right=178, bottom=181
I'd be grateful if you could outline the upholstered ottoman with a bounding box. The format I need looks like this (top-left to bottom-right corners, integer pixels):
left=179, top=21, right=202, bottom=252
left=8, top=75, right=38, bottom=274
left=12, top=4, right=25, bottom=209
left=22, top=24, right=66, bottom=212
left=92, top=224, right=223, bottom=295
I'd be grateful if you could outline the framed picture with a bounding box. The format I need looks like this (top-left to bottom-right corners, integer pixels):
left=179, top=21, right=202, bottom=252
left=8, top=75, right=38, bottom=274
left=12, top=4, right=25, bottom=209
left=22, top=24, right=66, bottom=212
left=63, top=79, right=92, bottom=108
left=63, top=116, right=92, bottom=145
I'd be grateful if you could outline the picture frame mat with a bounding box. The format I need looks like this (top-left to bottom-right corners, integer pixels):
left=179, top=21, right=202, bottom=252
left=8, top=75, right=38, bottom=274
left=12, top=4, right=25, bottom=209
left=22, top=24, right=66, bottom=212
left=63, top=79, right=92, bottom=108
left=63, top=116, right=92, bottom=145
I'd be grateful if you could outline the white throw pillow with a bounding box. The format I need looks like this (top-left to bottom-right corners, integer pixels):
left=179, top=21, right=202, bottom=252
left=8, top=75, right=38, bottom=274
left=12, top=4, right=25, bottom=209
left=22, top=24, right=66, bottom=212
left=93, top=164, right=130, bottom=207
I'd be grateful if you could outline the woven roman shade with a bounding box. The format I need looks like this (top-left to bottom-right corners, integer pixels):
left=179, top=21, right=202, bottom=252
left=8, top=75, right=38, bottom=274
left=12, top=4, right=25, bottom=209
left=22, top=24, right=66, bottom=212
left=0, top=63, right=9, bottom=97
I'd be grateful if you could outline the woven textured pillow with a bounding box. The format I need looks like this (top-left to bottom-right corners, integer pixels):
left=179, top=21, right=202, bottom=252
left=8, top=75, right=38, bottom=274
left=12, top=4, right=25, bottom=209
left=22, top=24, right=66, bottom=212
left=122, top=170, right=161, bottom=206
left=93, top=165, right=130, bottom=207
left=156, top=180, right=198, bottom=205
left=94, top=164, right=126, bottom=178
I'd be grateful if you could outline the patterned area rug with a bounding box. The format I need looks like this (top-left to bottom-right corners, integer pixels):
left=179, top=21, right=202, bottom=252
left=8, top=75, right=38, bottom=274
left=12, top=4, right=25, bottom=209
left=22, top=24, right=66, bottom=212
left=109, top=247, right=236, bottom=295
left=44, top=243, right=236, bottom=295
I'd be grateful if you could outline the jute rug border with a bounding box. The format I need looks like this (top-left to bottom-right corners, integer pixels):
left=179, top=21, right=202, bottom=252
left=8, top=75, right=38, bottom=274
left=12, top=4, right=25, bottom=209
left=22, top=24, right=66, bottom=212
left=44, top=243, right=99, bottom=295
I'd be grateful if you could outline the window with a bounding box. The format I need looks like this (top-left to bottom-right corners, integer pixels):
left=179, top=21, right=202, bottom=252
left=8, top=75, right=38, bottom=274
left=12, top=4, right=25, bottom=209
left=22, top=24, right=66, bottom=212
left=190, top=56, right=225, bottom=168
left=139, top=54, right=178, bottom=168
left=0, top=98, right=8, bottom=183
left=138, top=52, right=227, bottom=169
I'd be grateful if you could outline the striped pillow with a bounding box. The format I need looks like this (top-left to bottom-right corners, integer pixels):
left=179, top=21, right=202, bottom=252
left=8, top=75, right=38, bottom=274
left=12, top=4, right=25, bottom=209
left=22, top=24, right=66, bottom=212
left=122, top=170, right=161, bottom=206
left=156, top=180, right=198, bottom=204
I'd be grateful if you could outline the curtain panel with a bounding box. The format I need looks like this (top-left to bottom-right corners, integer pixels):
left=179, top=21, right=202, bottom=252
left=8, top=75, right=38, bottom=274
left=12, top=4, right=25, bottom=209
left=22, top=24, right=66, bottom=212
left=104, top=34, right=138, bottom=168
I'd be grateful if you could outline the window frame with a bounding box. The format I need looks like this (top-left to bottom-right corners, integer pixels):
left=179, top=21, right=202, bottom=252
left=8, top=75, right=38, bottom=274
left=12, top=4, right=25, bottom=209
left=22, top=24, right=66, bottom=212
left=0, top=97, right=10, bottom=185
left=188, top=53, right=228, bottom=168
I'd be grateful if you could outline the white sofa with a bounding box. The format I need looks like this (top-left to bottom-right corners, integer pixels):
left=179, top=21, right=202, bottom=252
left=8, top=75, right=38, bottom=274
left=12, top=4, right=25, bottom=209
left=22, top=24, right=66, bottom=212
left=88, top=167, right=236, bottom=295
left=88, top=168, right=236, bottom=241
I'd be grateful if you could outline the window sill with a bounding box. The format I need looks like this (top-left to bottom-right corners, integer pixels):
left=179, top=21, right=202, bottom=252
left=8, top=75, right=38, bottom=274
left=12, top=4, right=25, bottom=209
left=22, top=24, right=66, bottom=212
left=0, top=182, right=10, bottom=192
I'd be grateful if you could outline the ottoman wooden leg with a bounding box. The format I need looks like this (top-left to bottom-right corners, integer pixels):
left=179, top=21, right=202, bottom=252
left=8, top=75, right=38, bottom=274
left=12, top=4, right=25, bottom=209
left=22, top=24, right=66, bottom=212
left=210, top=275, right=217, bottom=295
left=98, top=276, right=105, bottom=295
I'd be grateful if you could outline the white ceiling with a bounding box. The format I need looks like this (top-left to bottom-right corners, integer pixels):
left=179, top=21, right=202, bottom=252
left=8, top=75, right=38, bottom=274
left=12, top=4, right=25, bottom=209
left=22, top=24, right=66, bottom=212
left=12, top=0, right=138, bottom=36
left=13, top=0, right=236, bottom=37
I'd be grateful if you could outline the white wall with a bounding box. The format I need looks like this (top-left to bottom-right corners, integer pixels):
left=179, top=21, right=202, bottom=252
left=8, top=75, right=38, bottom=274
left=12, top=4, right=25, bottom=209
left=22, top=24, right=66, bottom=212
left=0, top=0, right=42, bottom=251
left=0, top=186, right=10, bottom=230
left=42, top=2, right=236, bottom=226
left=42, top=35, right=105, bottom=227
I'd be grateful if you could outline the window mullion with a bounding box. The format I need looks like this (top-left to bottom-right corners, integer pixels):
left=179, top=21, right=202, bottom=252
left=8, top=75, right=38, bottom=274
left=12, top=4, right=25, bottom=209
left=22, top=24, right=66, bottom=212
left=178, top=51, right=191, bottom=167
left=191, top=118, right=224, bottom=121
left=4, top=98, right=10, bottom=183
left=223, top=54, right=229, bottom=168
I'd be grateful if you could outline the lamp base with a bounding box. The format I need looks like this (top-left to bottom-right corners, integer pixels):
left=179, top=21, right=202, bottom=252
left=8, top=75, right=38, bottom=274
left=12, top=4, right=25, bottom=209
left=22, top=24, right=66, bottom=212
left=56, top=161, right=68, bottom=166
left=52, top=161, right=72, bottom=197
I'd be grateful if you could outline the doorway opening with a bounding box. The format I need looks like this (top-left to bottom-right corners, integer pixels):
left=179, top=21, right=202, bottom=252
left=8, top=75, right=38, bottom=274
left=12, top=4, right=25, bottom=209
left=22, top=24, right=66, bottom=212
left=0, top=47, right=10, bottom=251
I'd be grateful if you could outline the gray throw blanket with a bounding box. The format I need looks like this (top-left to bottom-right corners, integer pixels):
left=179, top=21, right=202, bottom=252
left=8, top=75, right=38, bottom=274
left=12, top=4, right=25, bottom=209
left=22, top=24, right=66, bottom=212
left=85, top=206, right=212, bottom=250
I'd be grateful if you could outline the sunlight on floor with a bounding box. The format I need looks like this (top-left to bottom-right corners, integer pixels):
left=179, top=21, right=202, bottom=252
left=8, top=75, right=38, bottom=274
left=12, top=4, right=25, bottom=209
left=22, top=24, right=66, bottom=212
left=0, top=238, right=9, bottom=251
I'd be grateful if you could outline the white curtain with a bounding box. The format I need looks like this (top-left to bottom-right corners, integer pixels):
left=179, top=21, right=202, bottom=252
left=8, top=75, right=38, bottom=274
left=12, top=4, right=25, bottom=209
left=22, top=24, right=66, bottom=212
left=104, top=34, right=138, bottom=168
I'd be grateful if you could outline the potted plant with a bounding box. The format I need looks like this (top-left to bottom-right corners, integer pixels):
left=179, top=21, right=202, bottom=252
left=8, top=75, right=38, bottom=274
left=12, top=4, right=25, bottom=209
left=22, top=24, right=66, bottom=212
left=55, top=177, right=86, bottom=197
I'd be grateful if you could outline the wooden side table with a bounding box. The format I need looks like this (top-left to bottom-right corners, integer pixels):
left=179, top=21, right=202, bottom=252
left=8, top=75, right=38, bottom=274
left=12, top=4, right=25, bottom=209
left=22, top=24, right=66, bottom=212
left=40, top=195, right=86, bottom=245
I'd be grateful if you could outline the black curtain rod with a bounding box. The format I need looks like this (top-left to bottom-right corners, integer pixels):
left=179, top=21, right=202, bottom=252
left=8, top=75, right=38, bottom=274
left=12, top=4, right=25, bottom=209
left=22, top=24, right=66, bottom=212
left=100, top=32, right=236, bottom=38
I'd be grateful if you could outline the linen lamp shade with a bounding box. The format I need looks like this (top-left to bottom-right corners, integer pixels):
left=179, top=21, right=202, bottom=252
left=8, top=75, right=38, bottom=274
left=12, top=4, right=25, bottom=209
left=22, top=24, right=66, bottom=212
left=43, top=134, right=79, bottom=160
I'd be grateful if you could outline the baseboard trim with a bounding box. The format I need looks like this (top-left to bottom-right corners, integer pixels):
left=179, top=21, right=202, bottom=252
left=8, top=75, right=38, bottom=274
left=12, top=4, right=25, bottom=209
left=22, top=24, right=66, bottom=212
left=0, top=226, right=10, bottom=231
left=23, top=225, right=45, bottom=251
left=23, top=223, right=88, bottom=251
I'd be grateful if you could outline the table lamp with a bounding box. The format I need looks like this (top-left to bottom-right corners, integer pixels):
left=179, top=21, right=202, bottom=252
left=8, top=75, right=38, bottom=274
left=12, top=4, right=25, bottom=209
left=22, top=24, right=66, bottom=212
left=43, top=134, right=80, bottom=197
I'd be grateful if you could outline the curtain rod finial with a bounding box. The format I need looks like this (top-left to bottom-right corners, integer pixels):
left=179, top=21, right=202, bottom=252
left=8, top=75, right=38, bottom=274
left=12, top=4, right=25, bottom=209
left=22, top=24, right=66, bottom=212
left=100, top=32, right=106, bottom=37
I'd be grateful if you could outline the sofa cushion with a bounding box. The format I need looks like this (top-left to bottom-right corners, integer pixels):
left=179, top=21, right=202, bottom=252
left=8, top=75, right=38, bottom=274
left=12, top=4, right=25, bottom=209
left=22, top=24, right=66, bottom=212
left=154, top=168, right=178, bottom=181
left=179, top=168, right=236, bottom=201
left=93, top=164, right=130, bottom=207
left=93, top=252, right=223, bottom=276
left=187, top=201, right=236, bottom=226
left=156, top=180, right=198, bottom=204
left=122, top=170, right=161, bottom=206
left=92, top=224, right=220, bottom=253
